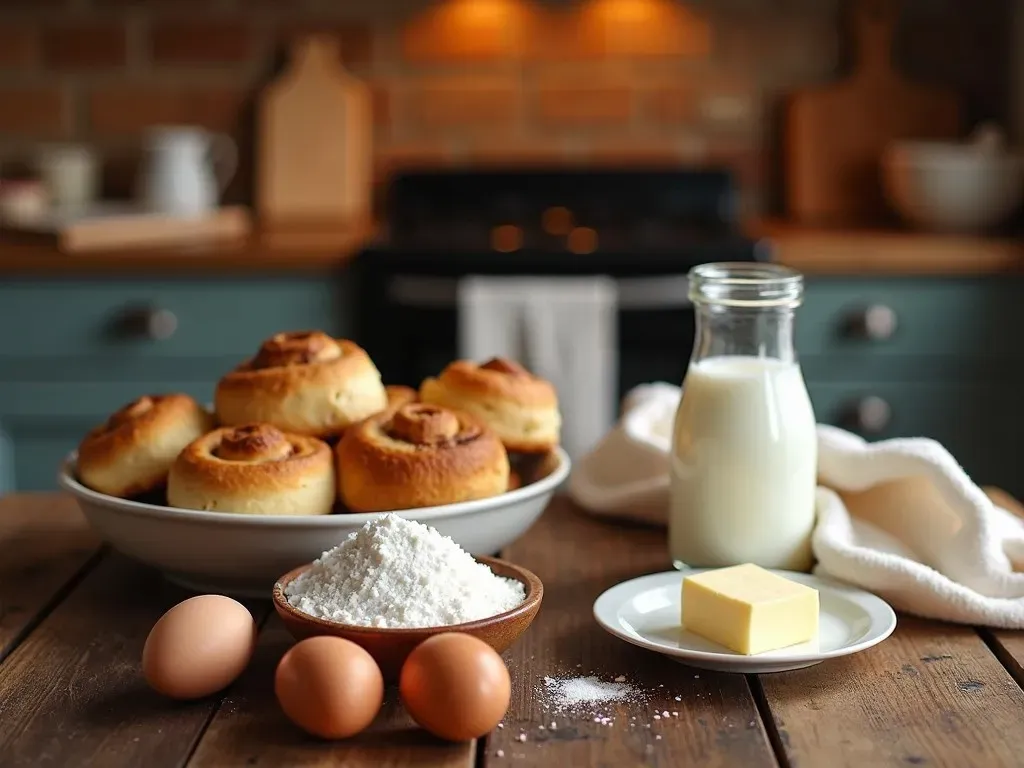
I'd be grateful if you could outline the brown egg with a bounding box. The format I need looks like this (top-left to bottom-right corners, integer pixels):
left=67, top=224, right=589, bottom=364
left=275, top=636, right=384, bottom=740
left=142, top=595, right=257, bottom=700
left=399, top=633, right=511, bottom=742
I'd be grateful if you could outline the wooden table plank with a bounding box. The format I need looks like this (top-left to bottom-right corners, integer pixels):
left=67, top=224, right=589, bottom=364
left=188, top=615, right=475, bottom=767
left=977, top=488, right=1024, bottom=689
left=0, top=552, right=269, bottom=768
left=757, top=616, right=1024, bottom=767
left=0, top=494, right=100, bottom=662
left=489, top=499, right=778, bottom=767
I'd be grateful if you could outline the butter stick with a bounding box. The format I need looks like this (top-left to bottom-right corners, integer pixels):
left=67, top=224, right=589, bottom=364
left=682, top=563, right=819, bottom=655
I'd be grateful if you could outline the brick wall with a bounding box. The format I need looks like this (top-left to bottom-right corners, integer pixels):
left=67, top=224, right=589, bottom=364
left=0, top=0, right=1011, bottom=215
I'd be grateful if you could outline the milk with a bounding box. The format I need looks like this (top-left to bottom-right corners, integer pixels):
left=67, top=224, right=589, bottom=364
left=669, top=355, right=817, bottom=571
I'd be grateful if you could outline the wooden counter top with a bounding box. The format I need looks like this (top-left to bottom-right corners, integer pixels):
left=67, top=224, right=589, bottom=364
left=0, top=222, right=376, bottom=276
left=750, top=220, right=1024, bottom=276
left=1, top=219, right=1021, bottom=276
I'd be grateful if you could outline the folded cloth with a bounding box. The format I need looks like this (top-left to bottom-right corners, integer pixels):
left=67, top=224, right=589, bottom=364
left=568, top=382, right=1024, bottom=628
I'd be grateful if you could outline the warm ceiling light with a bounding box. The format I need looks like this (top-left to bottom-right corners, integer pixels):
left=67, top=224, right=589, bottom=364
left=447, top=0, right=523, bottom=23
left=578, top=0, right=710, bottom=57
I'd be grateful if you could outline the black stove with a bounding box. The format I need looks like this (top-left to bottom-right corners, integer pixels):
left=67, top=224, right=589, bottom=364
left=355, top=167, right=772, bottom=401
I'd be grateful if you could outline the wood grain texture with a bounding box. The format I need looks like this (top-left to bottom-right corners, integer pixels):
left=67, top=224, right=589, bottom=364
left=749, top=220, right=1024, bottom=276
left=758, top=616, right=1024, bottom=767
left=0, top=221, right=374, bottom=276
left=491, top=498, right=777, bottom=767
left=0, top=494, right=99, bottom=662
left=980, top=487, right=1024, bottom=688
left=258, top=36, right=373, bottom=225
left=188, top=616, right=475, bottom=768
left=0, top=552, right=268, bottom=768
left=2, top=219, right=1021, bottom=276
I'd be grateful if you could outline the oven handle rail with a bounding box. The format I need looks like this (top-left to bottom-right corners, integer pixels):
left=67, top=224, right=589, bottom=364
left=387, top=275, right=692, bottom=310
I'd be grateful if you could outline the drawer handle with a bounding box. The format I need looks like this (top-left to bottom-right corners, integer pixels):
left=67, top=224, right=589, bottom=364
left=843, top=304, right=897, bottom=341
left=842, top=396, right=891, bottom=434
left=113, top=305, right=178, bottom=341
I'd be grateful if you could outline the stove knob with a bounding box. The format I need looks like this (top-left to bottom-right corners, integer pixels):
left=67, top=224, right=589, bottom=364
left=843, top=304, right=897, bottom=341
left=841, top=396, right=891, bottom=434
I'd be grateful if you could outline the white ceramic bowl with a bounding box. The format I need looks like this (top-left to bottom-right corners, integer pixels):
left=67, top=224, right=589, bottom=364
left=882, top=141, right=1023, bottom=233
left=58, top=448, right=569, bottom=598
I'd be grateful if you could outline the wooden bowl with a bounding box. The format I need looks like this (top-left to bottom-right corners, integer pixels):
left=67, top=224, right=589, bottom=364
left=272, top=555, right=543, bottom=680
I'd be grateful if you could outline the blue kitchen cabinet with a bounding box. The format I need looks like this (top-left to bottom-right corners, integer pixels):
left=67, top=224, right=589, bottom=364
left=0, top=275, right=353, bottom=491
left=800, top=276, right=1024, bottom=498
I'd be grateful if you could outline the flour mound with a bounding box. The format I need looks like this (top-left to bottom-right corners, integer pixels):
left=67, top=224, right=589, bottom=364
left=283, top=513, right=526, bottom=628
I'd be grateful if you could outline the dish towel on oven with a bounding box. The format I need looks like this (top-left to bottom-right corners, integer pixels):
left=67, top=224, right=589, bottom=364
left=568, top=382, right=1024, bottom=628
left=457, top=276, right=618, bottom=462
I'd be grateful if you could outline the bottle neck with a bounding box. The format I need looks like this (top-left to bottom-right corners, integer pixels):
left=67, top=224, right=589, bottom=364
left=692, top=303, right=797, bottom=366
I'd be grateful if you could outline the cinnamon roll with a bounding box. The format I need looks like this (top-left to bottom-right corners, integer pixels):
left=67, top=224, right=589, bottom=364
left=77, top=394, right=213, bottom=498
left=215, top=331, right=388, bottom=438
left=419, top=358, right=561, bottom=453
left=336, top=403, right=509, bottom=512
left=384, top=385, right=418, bottom=411
left=167, top=424, right=335, bottom=516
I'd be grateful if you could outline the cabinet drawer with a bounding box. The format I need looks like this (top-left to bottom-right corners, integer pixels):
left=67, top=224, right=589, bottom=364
left=0, top=277, right=349, bottom=365
left=0, top=381, right=216, bottom=418
left=799, top=278, right=1024, bottom=360
left=0, top=415, right=97, bottom=492
left=808, top=380, right=1019, bottom=493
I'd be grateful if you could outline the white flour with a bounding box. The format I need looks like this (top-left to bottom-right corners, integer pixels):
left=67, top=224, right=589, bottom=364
left=283, top=513, right=525, bottom=628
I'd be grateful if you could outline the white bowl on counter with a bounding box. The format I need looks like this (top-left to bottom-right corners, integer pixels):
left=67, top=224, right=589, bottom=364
left=58, top=447, right=569, bottom=598
left=881, top=140, right=1023, bottom=233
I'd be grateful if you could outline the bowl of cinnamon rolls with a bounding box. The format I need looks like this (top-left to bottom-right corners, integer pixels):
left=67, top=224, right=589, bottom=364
left=57, top=330, right=569, bottom=597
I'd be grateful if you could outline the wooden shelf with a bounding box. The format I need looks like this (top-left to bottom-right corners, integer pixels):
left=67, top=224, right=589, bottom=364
left=750, top=219, right=1024, bottom=276
left=1, top=218, right=1021, bottom=276
left=0, top=221, right=376, bottom=276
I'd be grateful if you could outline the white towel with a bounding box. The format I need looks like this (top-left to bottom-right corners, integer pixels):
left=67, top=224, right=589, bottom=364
left=457, top=276, right=618, bottom=462
left=569, top=382, right=1024, bottom=628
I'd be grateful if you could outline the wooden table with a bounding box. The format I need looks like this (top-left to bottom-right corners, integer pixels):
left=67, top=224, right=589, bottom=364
left=4, top=492, right=1024, bottom=767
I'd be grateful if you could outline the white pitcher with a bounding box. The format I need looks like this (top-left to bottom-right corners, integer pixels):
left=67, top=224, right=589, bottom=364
left=138, top=126, right=237, bottom=216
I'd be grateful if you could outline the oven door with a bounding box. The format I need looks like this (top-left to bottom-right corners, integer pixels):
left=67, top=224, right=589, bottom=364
left=365, top=274, right=694, bottom=403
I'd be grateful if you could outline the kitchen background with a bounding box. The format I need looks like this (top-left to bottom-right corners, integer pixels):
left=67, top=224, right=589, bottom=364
left=0, top=0, right=1015, bottom=212
left=0, top=0, right=1022, bottom=495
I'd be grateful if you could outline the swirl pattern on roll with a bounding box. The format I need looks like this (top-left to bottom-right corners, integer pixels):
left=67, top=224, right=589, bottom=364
left=419, top=357, right=561, bottom=453
left=167, top=424, right=336, bottom=516
left=77, top=393, right=212, bottom=498
left=215, top=331, right=388, bottom=438
left=336, top=403, right=509, bottom=512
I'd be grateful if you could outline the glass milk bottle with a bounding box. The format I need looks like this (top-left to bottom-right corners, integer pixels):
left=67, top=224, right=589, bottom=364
left=669, top=263, right=817, bottom=571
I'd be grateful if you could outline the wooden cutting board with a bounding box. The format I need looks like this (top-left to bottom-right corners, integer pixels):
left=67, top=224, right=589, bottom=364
left=786, top=0, right=960, bottom=225
left=257, top=35, right=372, bottom=226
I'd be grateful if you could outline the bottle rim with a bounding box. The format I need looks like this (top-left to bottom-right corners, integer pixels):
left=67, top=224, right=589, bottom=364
left=688, top=262, right=803, bottom=308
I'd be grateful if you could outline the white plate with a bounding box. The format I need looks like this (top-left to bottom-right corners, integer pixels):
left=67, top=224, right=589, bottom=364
left=58, top=447, right=569, bottom=598
left=594, top=569, right=897, bottom=674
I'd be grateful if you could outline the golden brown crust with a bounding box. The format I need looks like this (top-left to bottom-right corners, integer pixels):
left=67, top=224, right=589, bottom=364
left=214, top=331, right=388, bottom=438
left=430, top=358, right=557, bottom=408
left=77, top=394, right=213, bottom=498
left=385, top=385, right=418, bottom=410
left=336, top=403, right=509, bottom=512
left=507, top=469, right=523, bottom=492
left=167, top=424, right=336, bottom=516
left=419, top=357, right=561, bottom=453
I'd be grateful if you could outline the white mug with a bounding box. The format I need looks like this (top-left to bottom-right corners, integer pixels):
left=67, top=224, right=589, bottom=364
left=139, top=126, right=237, bottom=216
left=37, top=144, right=99, bottom=210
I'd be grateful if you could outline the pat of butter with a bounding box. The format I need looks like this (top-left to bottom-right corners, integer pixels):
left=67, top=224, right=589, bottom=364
left=682, top=564, right=819, bottom=655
